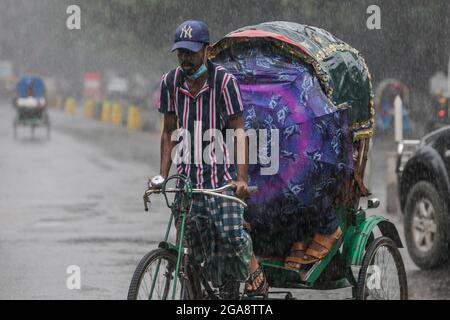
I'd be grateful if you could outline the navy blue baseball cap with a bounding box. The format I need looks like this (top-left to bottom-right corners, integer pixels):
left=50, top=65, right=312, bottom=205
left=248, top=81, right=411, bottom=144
left=171, top=20, right=210, bottom=52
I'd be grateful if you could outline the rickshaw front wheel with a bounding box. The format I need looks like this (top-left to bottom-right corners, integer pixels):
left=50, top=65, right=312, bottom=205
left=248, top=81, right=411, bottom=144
left=356, top=236, right=408, bottom=300
left=127, top=248, right=199, bottom=300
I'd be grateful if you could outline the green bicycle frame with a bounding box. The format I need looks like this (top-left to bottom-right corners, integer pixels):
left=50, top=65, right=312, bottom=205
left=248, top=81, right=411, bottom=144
left=260, top=206, right=402, bottom=289
left=148, top=174, right=193, bottom=300
left=147, top=174, right=404, bottom=296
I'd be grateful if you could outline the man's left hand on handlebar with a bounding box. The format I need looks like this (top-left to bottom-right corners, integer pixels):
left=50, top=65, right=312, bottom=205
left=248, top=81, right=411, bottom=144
left=231, top=180, right=249, bottom=199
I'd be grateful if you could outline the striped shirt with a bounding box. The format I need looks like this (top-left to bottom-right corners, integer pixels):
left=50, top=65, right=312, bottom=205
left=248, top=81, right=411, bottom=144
left=158, top=60, right=244, bottom=189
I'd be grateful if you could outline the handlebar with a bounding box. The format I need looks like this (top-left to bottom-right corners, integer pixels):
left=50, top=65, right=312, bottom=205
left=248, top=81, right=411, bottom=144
left=143, top=182, right=258, bottom=211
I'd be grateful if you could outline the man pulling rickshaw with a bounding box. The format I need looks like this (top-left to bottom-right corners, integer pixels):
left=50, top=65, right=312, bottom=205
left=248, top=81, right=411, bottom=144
left=128, top=21, right=408, bottom=300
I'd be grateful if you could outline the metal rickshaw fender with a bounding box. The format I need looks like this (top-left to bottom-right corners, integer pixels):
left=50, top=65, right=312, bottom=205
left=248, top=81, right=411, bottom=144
left=343, top=215, right=403, bottom=266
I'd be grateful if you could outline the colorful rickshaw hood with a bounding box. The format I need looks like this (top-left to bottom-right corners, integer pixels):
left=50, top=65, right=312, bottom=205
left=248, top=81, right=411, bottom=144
left=210, top=21, right=374, bottom=140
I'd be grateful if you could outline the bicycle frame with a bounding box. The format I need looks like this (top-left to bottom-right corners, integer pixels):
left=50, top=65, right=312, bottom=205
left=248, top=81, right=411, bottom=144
left=143, top=174, right=250, bottom=300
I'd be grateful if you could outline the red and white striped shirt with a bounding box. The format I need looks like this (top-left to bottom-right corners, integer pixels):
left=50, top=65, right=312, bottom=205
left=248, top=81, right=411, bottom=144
left=158, top=61, right=244, bottom=189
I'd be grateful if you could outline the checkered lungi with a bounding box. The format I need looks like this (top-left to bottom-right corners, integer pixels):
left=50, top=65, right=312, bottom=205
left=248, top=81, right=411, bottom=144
left=173, top=191, right=252, bottom=287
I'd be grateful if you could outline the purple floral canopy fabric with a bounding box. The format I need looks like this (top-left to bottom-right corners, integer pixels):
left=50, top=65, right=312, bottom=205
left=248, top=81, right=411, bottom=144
left=213, top=40, right=354, bottom=256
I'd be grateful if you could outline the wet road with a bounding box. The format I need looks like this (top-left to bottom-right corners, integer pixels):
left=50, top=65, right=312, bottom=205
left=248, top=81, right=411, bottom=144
left=0, top=101, right=449, bottom=299
left=0, top=101, right=171, bottom=299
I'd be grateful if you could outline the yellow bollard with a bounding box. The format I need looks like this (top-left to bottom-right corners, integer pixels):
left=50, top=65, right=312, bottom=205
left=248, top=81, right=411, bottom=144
left=64, top=97, right=76, bottom=115
left=101, top=100, right=111, bottom=123
left=111, top=101, right=123, bottom=126
left=127, top=105, right=142, bottom=131
left=83, top=100, right=95, bottom=119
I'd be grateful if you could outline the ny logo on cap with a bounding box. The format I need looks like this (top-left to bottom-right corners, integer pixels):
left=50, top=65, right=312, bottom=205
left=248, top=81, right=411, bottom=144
left=180, top=25, right=193, bottom=39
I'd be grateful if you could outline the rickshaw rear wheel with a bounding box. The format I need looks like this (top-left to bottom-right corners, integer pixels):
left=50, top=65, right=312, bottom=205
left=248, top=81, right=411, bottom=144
left=127, top=248, right=199, bottom=300
left=356, top=237, right=408, bottom=300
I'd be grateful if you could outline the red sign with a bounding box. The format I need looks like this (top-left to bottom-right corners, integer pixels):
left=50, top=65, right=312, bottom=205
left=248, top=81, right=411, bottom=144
left=83, top=72, right=101, bottom=98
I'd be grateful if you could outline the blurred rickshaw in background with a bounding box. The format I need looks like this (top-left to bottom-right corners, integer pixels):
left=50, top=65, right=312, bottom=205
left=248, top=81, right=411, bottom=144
left=374, top=79, right=412, bottom=138
left=13, top=75, right=50, bottom=139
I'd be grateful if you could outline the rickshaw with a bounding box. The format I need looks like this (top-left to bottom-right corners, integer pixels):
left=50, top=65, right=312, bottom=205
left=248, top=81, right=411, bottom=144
left=13, top=76, right=50, bottom=139
left=373, top=79, right=412, bottom=137
left=127, top=22, right=408, bottom=300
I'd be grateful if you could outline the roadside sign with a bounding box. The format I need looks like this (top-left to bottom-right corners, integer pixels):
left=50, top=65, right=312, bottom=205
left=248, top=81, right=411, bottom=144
left=83, top=72, right=101, bottom=98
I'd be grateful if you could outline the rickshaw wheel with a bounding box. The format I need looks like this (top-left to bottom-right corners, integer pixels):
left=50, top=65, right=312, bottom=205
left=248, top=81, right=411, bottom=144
left=356, top=237, right=408, bottom=300
left=127, top=248, right=199, bottom=300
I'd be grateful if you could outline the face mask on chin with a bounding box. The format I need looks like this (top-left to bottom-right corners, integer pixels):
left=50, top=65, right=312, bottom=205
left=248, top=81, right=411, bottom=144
left=185, top=63, right=207, bottom=80
left=184, top=48, right=208, bottom=81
